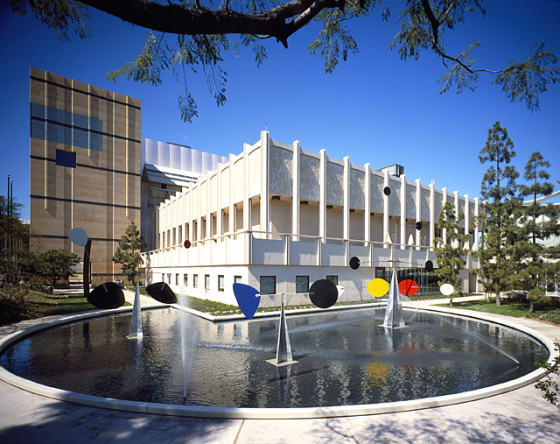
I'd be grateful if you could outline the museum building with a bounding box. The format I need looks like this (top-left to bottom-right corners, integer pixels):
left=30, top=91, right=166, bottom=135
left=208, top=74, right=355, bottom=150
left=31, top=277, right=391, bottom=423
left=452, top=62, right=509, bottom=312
left=29, top=68, right=479, bottom=301
left=145, top=132, right=481, bottom=307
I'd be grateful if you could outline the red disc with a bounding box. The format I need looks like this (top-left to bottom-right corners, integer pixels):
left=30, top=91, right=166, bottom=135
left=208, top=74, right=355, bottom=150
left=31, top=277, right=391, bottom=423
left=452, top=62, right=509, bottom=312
left=399, top=279, right=418, bottom=296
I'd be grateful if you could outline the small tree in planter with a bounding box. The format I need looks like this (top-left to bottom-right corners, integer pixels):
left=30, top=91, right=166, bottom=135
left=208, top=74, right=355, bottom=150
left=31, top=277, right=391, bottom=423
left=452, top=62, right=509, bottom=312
left=434, top=202, right=470, bottom=307
left=39, top=249, right=80, bottom=288
left=111, top=222, right=147, bottom=285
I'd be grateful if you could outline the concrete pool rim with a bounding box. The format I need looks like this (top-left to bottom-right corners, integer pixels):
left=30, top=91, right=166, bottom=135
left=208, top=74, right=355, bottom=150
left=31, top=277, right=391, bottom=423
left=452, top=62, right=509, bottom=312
left=0, top=303, right=556, bottom=420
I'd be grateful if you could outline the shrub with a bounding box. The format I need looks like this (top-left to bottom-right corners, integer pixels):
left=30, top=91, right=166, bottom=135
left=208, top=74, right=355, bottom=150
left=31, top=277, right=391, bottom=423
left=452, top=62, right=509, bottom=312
left=0, top=285, right=29, bottom=325
left=39, top=249, right=80, bottom=288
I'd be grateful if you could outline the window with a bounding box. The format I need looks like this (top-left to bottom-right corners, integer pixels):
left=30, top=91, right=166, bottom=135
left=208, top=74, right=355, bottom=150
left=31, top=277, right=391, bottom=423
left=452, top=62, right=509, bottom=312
left=327, top=275, right=338, bottom=286
left=167, top=273, right=171, bottom=284
left=55, top=150, right=76, bottom=168
left=184, top=274, right=188, bottom=287
left=260, top=276, right=276, bottom=295
left=31, top=103, right=103, bottom=151
left=296, top=276, right=309, bottom=293
left=234, top=276, right=242, bottom=284
left=205, top=274, right=210, bottom=290
left=176, top=273, right=179, bottom=286
left=218, top=275, right=225, bottom=292
left=193, top=274, right=198, bottom=288
left=162, top=273, right=165, bottom=282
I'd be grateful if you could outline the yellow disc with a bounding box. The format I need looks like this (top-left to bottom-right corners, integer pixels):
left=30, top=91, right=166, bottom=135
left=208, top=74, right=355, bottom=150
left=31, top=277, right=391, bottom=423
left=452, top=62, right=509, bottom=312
left=368, top=278, right=389, bottom=297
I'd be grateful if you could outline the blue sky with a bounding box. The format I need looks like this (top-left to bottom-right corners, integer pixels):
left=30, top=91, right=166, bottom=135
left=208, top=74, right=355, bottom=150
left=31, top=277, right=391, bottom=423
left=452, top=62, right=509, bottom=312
left=1, top=0, right=559, bottom=221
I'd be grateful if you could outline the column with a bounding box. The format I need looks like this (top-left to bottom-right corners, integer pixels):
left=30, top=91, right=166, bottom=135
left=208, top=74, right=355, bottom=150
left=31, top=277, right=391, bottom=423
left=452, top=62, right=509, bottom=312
left=400, top=173, right=406, bottom=250
left=464, top=194, right=470, bottom=249
left=474, top=197, right=479, bottom=252
left=216, top=163, right=223, bottom=241
left=441, top=187, right=448, bottom=244
left=206, top=171, right=212, bottom=240
left=188, top=188, right=193, bottom=243
left=260, top=131, right=270, bottom=239
left=364, top=163, right=371, bottom=247
left=383, top=169, right=390, bottom=247
left=429, top=182, right=435, bottom=249
left=292, top=140, right=300, bottom=241
left=319, top=149, right=327, bottom=242
left=229, top=153, right=235, bottom=236
left=196, top=178, right=202, bottom=244
left=415, top=179, right=421, bottom=249
left=243, top=143, right=251, bottom=263
left=243, top=143, right=250, bottom=232
left=454, top=190, right=460, bottom=248
left=343, top=156, right=350, bottom=241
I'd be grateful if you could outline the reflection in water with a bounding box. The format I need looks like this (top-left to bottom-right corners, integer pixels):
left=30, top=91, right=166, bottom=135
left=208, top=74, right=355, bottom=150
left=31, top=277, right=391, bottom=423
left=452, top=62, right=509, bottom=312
left=0, top=308, right=549, bottom=409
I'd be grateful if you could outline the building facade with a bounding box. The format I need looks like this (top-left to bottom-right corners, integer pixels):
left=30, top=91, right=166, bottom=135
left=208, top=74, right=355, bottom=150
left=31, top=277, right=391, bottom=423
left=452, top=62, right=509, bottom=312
left=140, top=138, right=228, bottom=252
left=144, top=132, right=480, bottom=306
left=30, top=68, right=142, bottom=283
left=29, top=70, right=227, bottom=284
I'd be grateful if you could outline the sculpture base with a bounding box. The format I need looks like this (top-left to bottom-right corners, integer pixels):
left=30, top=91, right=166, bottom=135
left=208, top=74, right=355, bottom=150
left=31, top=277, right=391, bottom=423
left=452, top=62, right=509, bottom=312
left=127, top=334, right=143, bottom=340
left=266, top=358, right=298, bottom=367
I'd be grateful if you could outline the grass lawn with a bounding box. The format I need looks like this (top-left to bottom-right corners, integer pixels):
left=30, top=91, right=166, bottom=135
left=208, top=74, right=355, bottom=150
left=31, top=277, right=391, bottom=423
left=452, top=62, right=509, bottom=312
left=0, top=288, right=132, bottom=326
left=182, top=293, right=481, bottom=317
left=436, top=299, right=560, bottom=325
left=182, top=295, right=385, bottom=316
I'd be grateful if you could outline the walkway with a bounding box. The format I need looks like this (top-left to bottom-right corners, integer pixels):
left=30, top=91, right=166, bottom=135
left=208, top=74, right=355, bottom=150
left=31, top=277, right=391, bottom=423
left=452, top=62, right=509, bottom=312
left=0, top=294, right=559, bottom=443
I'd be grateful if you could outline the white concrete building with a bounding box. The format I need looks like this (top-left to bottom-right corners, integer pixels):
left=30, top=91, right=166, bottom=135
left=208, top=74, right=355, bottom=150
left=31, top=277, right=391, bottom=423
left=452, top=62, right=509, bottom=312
left=142, top=132, right=480, bottom=306
left=140, top=138, right=228, bottom=251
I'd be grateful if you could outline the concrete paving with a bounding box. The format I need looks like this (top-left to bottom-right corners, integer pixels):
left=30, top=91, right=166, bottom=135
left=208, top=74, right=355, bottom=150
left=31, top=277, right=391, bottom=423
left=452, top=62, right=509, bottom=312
left=0, top=294, right=559, bottom=443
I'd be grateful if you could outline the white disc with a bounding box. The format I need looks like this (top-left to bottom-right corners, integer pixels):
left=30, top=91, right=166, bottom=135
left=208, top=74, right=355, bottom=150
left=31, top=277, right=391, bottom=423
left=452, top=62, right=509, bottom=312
left=440, top=283, right=454, bottom=296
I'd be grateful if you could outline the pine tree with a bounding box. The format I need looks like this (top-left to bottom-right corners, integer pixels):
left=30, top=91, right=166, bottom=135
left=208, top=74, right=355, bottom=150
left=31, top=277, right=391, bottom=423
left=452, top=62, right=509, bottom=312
left=476, top=121, right=521, bottom=306
left=111, top=222, right=147, bottom=285
left=516, top=152, right=560, bottom=311
left=434, top=202, right=470, bottom=307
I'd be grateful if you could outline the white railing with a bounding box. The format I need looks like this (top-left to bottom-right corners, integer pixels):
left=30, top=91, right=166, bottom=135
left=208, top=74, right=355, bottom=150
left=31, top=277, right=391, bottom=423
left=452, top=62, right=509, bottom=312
left=139, top=229, right=469, bottom=271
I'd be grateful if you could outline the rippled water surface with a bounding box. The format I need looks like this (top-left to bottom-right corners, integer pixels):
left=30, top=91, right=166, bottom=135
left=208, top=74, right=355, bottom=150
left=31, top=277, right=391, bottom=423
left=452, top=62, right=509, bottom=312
left=0, top=307, right=549, bottom=408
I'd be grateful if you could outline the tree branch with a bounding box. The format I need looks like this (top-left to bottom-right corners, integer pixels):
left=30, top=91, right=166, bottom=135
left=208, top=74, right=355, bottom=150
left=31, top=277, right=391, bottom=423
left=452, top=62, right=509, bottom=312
left=80, top=0, right=346, bottom=46
left=420, top=0, right=440, bottom=49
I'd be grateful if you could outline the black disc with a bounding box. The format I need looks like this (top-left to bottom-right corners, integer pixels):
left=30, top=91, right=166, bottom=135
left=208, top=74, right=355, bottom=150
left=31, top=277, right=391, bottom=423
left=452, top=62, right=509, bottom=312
left=425, top=260, right=434, bottom=272
left=309, top=279, right=338, bottom=309
left=383, top=186, right=391, bottom=196
left=87, top=282, right=125, bottom=309
left=349, top=256, right=361, bottom=270
left=146, top=282, right=178, bottom=304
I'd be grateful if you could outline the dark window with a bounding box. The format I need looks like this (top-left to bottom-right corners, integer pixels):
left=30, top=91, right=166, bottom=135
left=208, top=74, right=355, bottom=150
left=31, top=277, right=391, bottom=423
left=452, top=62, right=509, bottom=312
left=234, top=276, right=242, bottom=284
left=184, top=274, right=188, bottom=287
left=296, top=276, right=309, bottom=293
left=55, top=150, right=76, bottom=168
left=218, top=275, right=225, bottom=292
left=193, top=274, right=198, bottom=288
left=327, top=275, right=338, bottom=286
left=260, top=276, right=276, bottom=295
left=31, top=103, right=103, bottom=151
left=205, top=274, right=210, bottom=290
